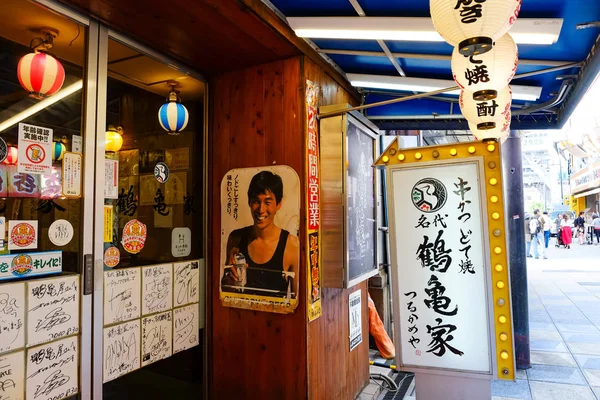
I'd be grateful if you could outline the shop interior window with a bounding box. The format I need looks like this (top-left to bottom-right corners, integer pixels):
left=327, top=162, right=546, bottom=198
left=0, top=0, right=86, bottom=274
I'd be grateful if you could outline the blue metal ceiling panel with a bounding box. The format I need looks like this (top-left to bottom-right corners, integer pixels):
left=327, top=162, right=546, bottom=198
left=270, top=0, right=600, bottom=130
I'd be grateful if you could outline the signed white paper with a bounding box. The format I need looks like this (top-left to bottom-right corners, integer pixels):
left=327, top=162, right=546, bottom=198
left=141, top=311, right=172, bottom=366
left=141, top=264, right=172, bottom=316
left=104, top=268, right=141, bottom=325
left=173, top=304, right=199, bottom=354
left=0, top=350, right=25, bottom=400
left=173, top=260, right=200, bottom=307
left=27, top=275, right=80, bottom=346
left=0, top=282, right=25, bottom=354
left=26, top=336, right=78, bottom=400
left=103, top=320, right=141, bottom=383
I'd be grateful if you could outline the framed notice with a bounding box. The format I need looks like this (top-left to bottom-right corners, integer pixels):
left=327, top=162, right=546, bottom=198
left=320, top=106, right=380, bottom=288
left=62, top=152, right=82, bottom=198
left=376, top=139, right=515, bottom=380
left=104, top=159, right=119, bottom=199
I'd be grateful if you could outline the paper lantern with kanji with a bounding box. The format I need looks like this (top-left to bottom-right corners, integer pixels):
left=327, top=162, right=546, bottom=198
left=430, top=0, right=522, bottom=56
left=469, top=111, right=511, bottom=141
left=3, top=146, right=18, bottom=165
left=452, top=34, right=518, bottom=100
left=460, top=86, right=512, bottom=130
left=17, top=52, right=65, bottom=99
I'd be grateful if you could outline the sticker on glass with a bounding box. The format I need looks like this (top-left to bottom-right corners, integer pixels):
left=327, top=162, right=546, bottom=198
left=8, top=220, right=38, bottom=250
left=122, top=219, right=147, bottom=254
left=48, top=219, right=73, bottom=246
left=171, top=227, right=191, bottom=257
left=104, top=246, right=120, bottom=268
left=154, top=162, right=169, bottom=183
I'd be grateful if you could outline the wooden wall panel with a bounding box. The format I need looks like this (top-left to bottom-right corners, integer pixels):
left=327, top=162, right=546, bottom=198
left=303, top=57, right=371, bottom=400
left=208, top=57, right=307, bottom=400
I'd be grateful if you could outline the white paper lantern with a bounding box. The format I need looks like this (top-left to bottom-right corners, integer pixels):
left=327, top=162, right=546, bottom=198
left=460, top=86, right=512, bottom=130
left=469, top=115, right=510, bottom=141
left=452, top=34, right=518, bottom=101
left=430, top=0, right=522, bottom=56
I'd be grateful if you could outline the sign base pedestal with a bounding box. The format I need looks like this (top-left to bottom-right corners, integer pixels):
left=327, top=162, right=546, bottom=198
left=415, top=372, right=491, bottom=400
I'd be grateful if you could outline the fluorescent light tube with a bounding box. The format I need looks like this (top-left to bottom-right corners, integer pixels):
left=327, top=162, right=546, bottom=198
left=0, top=80, right=83, bottom=133
left=289, top=17, right=563, bottom=45
left=346, top=74, right=542, bottom=101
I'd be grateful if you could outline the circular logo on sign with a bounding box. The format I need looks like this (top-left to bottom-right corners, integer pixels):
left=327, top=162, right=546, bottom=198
left=11, top=254, right=33, bottom=277
left=48, top=219, right=74, bottom=247
left=25, top=144, right=46, bottom=164
left=104, top=246, right=120, bottom=268
left=121, top=219, right=147, bottom=254
left=11, top=223, right=36, bottom=248
left=411, top=178, right=447, bottom=213
left=154, top=162, right=169, bottom=183
left=0, top=137, right=7, bottom=163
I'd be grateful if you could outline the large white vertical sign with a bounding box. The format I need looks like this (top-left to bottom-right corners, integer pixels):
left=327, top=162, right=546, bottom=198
left=391, top=162, right=492, bottom=373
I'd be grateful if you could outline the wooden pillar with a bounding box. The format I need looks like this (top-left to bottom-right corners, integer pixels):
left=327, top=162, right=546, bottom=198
left=207, top=56, right=369, bottom=399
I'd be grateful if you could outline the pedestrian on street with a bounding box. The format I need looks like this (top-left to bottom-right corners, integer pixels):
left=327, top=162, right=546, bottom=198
left=541, top=211, right=552, bottom=258
left=525, top=213, right=532, bottom=257
left=575, top=211, right=586, bottom=245
left=561, top=214, right=573, bottom=249
left=528, top=210, right=541, bottom=259
left=593, top=213, right=600, bottom=245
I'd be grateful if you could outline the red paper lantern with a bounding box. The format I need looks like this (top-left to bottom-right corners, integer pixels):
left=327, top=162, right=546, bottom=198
left=17, top=52, right=65, bottom=99
left=3, top=146, right=18, bottom=165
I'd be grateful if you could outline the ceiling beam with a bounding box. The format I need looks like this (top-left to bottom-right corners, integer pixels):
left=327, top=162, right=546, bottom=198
left=317, top=48, right=578, bottom=67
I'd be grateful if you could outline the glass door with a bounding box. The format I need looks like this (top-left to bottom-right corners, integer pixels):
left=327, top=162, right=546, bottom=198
left=0, top=1, right=96, bottom=399
left=92, top=29, right=207, bottom=400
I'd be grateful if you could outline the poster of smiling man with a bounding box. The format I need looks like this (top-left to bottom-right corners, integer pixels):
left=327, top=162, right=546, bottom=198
left=220, top=166, right=300, bottom=314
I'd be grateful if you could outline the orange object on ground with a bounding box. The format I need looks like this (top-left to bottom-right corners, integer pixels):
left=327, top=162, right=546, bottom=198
left=368, top=294, right=395, bottom=359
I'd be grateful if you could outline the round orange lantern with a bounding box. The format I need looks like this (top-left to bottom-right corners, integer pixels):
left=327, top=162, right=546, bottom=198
left=3, top=146, right=18, bottom=165
left=17, top=51, right=65, bottom=99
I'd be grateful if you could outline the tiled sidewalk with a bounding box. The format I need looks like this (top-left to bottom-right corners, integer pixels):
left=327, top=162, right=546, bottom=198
left=492, top=242, right=600, bottom=400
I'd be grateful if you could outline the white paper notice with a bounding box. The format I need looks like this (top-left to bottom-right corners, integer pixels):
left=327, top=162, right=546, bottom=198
left=8, top=220, right=38, bottom=251
left=71, top=135, right=82, bottom=154
left=349, top=290, right=362, bottom=351
left=104, top=159, right=119, bottom=199
left=62, top=152, right=82, bottom=198
left=141, top=311, right=172, bottom=366
left=142, top=264, right=172, bottom=316
left=17, top=123, right=52, bottom=175
left=0, top=282, right=25, bottom=354
left=27, top=275, right=80, bottom=346
left=103, top=320, right=141, bottom=383
left=173, top=304, right=199, bottom=354
left=26, top=336, right=78, bottom=400
left=173, top=260, right=200, bottom=307
left=104, top=268, right=141, bottom=325
left=0, top=350, right=25, bottom=400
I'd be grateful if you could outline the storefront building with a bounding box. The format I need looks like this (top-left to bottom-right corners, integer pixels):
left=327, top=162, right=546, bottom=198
left=0, top=0, right=370, bottom=399
left=570, top=160, right=600, bottom=215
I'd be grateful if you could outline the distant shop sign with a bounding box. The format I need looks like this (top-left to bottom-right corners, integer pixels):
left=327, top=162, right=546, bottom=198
left=570, top=161, right=600, bottom=195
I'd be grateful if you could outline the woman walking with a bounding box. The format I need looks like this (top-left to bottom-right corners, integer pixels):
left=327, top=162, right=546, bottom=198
left=561, top=214, right=573, bottom=249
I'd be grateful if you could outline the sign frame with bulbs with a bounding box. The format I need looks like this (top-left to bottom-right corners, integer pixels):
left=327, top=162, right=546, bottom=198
left=374, top=139, right=515, bottom=392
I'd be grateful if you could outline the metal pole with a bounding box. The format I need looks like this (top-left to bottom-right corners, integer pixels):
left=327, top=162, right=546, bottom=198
left=502, top=130, right=531, bottom=370
left=319, top=62, right=583, bottom=119
left=559, top=156, right=565, bottom=204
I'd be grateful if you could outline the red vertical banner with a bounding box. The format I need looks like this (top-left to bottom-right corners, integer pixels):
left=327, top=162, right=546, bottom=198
left=306, top=80, right=322, bottom=322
